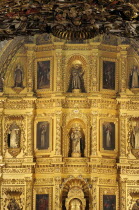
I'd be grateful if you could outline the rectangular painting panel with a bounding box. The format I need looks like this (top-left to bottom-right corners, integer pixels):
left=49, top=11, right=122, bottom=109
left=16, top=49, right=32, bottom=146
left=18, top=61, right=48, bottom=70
left=103, top=195, right=116, bottom=210
left=36, top=194, right=49, bottom=210
left=103, top=61, right=115, bottom=90
left=37, top=121, right=49, bottom=150
left=102, top=122, right=115, bottom=150
left=37, top=60, right=50, bottom=89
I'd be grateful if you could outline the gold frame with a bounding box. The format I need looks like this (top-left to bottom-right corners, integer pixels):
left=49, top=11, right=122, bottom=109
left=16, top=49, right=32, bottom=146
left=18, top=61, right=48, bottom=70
left=100, top=58, right=118, bottom=93
left=35, top=57, right=53, bottom=92
left=100, top=118, right=118, bottom=154
left=33, top=187, right=52, bottom=210
left=34, top=118, right=53, bottom=155
left=100, top=187, right=119, bottom=210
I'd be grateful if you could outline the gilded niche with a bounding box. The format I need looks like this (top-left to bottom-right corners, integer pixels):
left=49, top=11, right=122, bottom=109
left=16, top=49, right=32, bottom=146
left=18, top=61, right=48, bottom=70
left=67, top=60, right=85, bottom=93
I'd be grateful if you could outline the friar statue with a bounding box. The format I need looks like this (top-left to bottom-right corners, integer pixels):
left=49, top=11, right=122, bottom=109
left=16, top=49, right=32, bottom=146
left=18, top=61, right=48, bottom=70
left=130, top=66, right=139, bottom=88
left=132, top=199, right=139, bottom=210
left=68, top=61, right=85, bottom=92
left=131, top=123, right=139, bottom=150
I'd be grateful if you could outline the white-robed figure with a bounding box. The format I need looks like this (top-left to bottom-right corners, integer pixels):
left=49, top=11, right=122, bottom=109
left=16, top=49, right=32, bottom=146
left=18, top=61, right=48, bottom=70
left=8, top=124, right=20, bottom=148
left=105, top=123, right=112, bottom=148
left=71, top=127, right=82, bottom=155
left=131, top=66, right=139, bottom=88
left=70, top=199, right=82, bottom=210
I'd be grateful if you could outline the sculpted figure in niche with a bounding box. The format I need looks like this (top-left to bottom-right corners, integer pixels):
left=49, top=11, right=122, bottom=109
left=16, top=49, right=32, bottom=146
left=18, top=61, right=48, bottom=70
left=131, top=123, right=139, bottom=149
left=69, top=126, right=85, bottom=157
left=14, top=64, right=23, bottom=88
left=7, top=198, right=21, bottom=210
left=69, top=199, right=82, bottom=210
left=68, top=61, right=85, bottom=92
left=8, top=124, right=20, bottom=148
left=131, top=66, right=139, bottom=88
left=132, top=199, right=139, bottom=210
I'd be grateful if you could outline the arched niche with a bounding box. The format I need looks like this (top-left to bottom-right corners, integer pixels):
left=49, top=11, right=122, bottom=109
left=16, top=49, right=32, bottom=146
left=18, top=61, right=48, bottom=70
left=66, top=187, right=86, bottom=210
left=60, top=176, right=91, bottom=210
left=63, top=119, right=86, bottom=158
left=64, top=55, right=88, bottom=93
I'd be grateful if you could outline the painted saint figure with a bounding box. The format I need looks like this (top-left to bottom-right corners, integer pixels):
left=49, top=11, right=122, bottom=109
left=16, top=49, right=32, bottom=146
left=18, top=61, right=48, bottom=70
left=37, top=122, right=49, bottom=150
left=131, top=66, right=139, bottom=88
left=14, top=64, right=23, bottom=87
left=40, top=124, right=47, bottom=148
left=105, top=124, right=112, bottom=148
left=103, top=122, right=115, bottom=150
left=132, top=199, right=139, bottom=210
left=7, top=198, right=21, bottom=210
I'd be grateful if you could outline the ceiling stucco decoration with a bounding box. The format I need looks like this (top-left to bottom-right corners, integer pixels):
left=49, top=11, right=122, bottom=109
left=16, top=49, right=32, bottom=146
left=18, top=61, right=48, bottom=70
left=0, top=0, right=139, bottom=40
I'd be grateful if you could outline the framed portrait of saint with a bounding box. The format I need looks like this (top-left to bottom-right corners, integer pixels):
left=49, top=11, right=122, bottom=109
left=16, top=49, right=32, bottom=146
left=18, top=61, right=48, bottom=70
left=36, top=194, right=49, bottom=210
left=103, top=61, right=115, bottom=90
left=37, top=60, right=50, bottom=89
left=37, top=121, right=49, bottom=150
left=102, top=122, right=115, bottom=150
left=103, top=195, right=116, bottom=210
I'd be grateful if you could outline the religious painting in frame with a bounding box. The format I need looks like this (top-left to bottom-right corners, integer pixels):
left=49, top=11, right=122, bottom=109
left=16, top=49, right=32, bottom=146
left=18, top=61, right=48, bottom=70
left=103, top=195, right=116, bottom=210
left=102, top=122, right=115, bottom=151
left=34, top=119, right=52, bottom=154
left=37, top=60, right=50, bottom=89
left=103, top=61, right=116, bottom=90
left=36, top=194, right=49, bottom=210
left=100, top=119, right=118, bottom=154
left=33, top=187, right=52, bottom=210
left=35, top=57, right=53, bottom=92
left=100, top=187, right=119, bottom=210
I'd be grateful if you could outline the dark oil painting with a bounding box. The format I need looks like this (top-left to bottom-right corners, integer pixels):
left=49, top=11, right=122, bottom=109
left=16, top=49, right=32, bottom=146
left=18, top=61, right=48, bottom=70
left=103, top=122, right=115, bottom=150
left=37, top=121, right=49, bottom=150
left=103, top=195, right=116, bottom=210
left=36, top=194, right=49, bottom=210
left=103, top=61, right=115, bottom=90
left=37, top=60, right=50, bottom=89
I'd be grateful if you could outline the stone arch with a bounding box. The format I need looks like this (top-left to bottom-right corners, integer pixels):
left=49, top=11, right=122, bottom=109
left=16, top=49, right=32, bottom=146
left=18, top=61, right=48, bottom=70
left=60, top=176, right=91, bottom=210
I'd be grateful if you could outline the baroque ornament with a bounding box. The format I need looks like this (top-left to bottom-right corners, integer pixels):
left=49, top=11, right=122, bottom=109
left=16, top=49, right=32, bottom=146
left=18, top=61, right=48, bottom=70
left=0, top=1, right=139, bottom=40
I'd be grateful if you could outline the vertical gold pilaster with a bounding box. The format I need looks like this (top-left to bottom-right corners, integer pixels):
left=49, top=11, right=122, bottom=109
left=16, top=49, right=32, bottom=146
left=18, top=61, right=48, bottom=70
left=118, top=45, right=129, bottom=93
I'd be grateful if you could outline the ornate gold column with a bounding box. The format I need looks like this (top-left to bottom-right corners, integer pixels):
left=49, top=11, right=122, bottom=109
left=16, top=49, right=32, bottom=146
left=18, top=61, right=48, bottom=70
left=25, top=177, right=33, bottom=210
left=118, top=45, right=129, bottom=93
left=91, top=112, right=98, bottom=157
left=119, top=177, right=127, bottom=210
left=26, top=45, right=35, bottom=95
left=119, top=115, right=127, bottom=159
left=92, top=177, right=98, bottom=210
left=54, top=175, right=61, bottom=210
left=25, top=112, right=34, bottom=162
left=55, top=112, right=62, bottom=156
left=55, top=50, right=64, bottom=92
left=90, top=43, right=100, bottom=92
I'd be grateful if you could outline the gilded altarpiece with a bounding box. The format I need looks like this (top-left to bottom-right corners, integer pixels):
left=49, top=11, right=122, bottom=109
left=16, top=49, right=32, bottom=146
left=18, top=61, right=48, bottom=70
left=0, top=35, right=139, bottom=210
